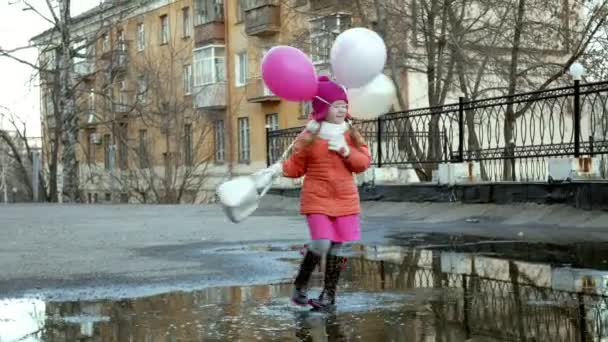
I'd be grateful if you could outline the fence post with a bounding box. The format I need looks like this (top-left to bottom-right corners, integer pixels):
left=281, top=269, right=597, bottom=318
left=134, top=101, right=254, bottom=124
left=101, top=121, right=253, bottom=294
left=265, top=125, right=271, bottom=167
left=574, top=79, right=581, bottom=158
left=32, top=150, right=40, bottom=202
left=510, top=142, right=516, bottom=182
left=458, top=97, right=465, bottom=162
left=376, top=117, right=383, bottom=168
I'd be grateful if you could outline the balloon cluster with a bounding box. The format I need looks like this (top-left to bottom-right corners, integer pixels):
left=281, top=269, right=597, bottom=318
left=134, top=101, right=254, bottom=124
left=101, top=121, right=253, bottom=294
left=261, top=28, right=396, bottom=120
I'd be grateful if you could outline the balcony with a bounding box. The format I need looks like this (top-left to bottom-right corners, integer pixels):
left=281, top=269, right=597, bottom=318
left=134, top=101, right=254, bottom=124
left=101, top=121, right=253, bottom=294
left=84, top=111, right=98, bottom=126
left=193, top=82, right=226, bottom=109
left=74, top=60, right=95, bottom=79
left=246, top=77, right=280, bottom=103
left=100, top=42, right=128, bottom=74
left=194, top=21, right=225, bottom=47
left=100, top=51, right=128, bottom=77
left=113, top=103, right=130, bottom=114
left=244, top=0, right=280, bottom=37
left=39, top=69, right=56, bottom=86
left=310, top=0, right=350, bottom=11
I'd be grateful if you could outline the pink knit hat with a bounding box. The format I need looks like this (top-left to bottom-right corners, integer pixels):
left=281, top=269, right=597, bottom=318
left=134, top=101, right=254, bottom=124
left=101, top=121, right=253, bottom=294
left=311, top=76, right=348, bottom=122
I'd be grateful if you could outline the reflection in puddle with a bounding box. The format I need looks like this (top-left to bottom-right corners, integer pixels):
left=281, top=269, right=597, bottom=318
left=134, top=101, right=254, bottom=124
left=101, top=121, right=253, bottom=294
left=2, top=237, right=608, bottom=341
left=0, top=299, right=45, bottom=342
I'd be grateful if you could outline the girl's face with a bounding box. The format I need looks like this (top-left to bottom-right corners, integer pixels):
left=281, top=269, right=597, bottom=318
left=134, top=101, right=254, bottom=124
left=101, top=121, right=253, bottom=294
left=325, top=100, right=348, bottom=124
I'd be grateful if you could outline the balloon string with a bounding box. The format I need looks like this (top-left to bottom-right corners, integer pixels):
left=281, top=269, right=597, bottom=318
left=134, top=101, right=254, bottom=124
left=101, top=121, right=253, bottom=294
left=314, top=96, right=331, bottom=105
left=275, top=123, right=314, bottom=163
left=279, top=140, right=296, bottom=162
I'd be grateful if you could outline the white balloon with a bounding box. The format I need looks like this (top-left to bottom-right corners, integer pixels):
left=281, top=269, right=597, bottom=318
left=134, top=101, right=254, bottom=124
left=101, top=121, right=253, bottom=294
left=348, top=74, right=396, bottom=120
left=331, top=27, right=387, bottom=88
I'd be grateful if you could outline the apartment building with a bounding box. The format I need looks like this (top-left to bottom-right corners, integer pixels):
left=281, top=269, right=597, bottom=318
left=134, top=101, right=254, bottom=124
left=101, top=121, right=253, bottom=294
left=30, top=0, right=365, bottom=203
left=31, top=0, right=579, bottom=203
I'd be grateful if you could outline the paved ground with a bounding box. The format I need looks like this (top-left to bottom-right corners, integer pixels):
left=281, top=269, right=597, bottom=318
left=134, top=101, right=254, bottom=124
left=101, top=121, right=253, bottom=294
left=2, top=197, right=608, bottom=341
left=2, top=196, right=608, bottom=301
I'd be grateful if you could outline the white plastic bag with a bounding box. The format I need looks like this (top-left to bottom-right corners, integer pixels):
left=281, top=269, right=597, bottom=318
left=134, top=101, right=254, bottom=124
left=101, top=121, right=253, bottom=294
left=216, top=142, right=295, bottom=224
left=216, top=174, right=273, bottom=223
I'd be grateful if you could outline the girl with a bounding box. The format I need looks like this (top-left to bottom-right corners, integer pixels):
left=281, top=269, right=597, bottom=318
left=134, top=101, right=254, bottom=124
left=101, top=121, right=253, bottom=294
left=269, top=75, right=372, bottom=309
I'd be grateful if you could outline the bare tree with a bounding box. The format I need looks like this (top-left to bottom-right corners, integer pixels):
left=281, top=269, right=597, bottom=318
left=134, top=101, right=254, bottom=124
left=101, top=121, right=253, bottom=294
left=77, top=37, right=215, bottom=204
left=340, top=0, right=608, bottom=179
left=1, top=0, right=146, bottom=202
left=0, top=109, right=47, bottom=202
left=497, top=0, right=608, bottom=179
left=0, top=0, right=83, bottom=202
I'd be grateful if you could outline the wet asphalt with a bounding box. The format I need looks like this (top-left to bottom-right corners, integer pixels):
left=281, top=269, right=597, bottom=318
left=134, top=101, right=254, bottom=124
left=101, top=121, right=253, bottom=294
left=1, top=203, right=608, bottom=341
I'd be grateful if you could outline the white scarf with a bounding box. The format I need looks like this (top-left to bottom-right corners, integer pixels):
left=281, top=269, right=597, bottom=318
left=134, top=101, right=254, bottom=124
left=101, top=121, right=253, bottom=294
left=318, top=122, right=348, bottom=141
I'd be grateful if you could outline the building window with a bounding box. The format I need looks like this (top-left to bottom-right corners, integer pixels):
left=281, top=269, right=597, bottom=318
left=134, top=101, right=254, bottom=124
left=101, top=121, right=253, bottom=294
left=184, top=124, right=193, bottom=166
left=215, top=120, right=225, bottom=162
left=160, top=15, right=170, bottom=44
left=195, top=0, right=224, bottom=25
left=238, top=117, right=250, bottom=163
left=42, top=49, right=57, bottom=70
left=236, top=0, right=245, bottom=22
left=87, top=133, right=95, bottom=165
left=43, top=88, right=55, bottom=117
left=235, top=52, right=248, bottom=87
left=103, top=134, right=111, bottom=170
left=300, top=101, right=312, bottom=119
left=88, top=90, right=95, bottom=112
left=88, top=43, right=96, bottom=60
left=310, top=14, right=352, bottom=65
left=266, top=113, right=279, bottom=163
left=102, top=33, right=110, bottom=52
left=136, top=77, right=147, bottom=104
left=138, top=129, right=148, bottom=168
left=117, top=29, right=126, bottom=65
left=136, top=23, right=145, bottom=51
left=118, top=123, right=128, bottom=170
left=266, top=113, right=279, bottom=131
left=193, top=45, right=225, bottom=85
left=118, top=80, right=128, bottom=112
left=261, top=48, right=274, bottom=96
left=87, top=91, right=96, bottom=124
left=182, top=7, right=192, bottom=37
left=104, top=86, right=113, bottom=112
left=183, top=64, right=192, bottom=95
left=73, top=40, right=87, bottom=67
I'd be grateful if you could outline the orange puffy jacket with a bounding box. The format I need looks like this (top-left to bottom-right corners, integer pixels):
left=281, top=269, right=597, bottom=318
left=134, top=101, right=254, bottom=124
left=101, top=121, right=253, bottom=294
left=281, top=131, right=372, bottom=217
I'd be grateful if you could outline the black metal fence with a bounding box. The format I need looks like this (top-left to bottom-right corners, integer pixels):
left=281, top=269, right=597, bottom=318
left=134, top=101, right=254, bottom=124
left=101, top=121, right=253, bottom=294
left=267, top=80, right=608, bottom=182
left=349, top=254, right=608, bottom=342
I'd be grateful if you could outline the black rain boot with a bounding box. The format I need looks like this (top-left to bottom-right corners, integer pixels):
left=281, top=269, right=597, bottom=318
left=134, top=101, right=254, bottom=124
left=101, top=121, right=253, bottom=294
left=292, top=250, right=322, bottom=306
left=309, top=254, right=347, bottom=309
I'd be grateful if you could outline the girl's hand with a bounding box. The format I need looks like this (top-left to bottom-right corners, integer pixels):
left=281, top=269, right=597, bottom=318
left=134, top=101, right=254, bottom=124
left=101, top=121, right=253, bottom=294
left=305, top=120, right=321, bottom=133
left=269, top=162, right=283, bottom=176
left=328, top=136, right=350, bottom=158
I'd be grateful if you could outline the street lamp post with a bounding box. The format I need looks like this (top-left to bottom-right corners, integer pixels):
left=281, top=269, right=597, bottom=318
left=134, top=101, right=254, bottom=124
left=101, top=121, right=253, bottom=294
left=109, top=144, right=116, bottom=203
left=265, top=124, right=271, bottom=167
left=569, top=62, right=585, bottom=158
left=1, top=152, right=7, bottom=204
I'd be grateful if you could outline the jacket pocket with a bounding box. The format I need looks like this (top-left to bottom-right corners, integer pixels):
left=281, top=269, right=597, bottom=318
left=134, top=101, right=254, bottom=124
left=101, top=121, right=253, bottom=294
left=332, top=179, right=357, bottom=197
left=302, top=180, right=331, bottom=198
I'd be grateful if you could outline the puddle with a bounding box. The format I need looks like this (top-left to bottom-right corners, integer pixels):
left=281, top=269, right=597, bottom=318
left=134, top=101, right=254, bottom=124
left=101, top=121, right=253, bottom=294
left=388, top=232, right=608, bottom=270
left=2, top=235, right=608, bottom=341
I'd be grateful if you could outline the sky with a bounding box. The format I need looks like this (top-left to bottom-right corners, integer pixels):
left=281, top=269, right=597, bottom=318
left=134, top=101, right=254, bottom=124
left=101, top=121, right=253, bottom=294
left=0, top=0, right=100, bottom=135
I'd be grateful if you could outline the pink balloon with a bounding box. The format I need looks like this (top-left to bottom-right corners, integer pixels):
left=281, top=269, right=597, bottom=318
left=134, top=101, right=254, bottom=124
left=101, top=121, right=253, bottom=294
left=262, top=46, right=318, bottom=102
